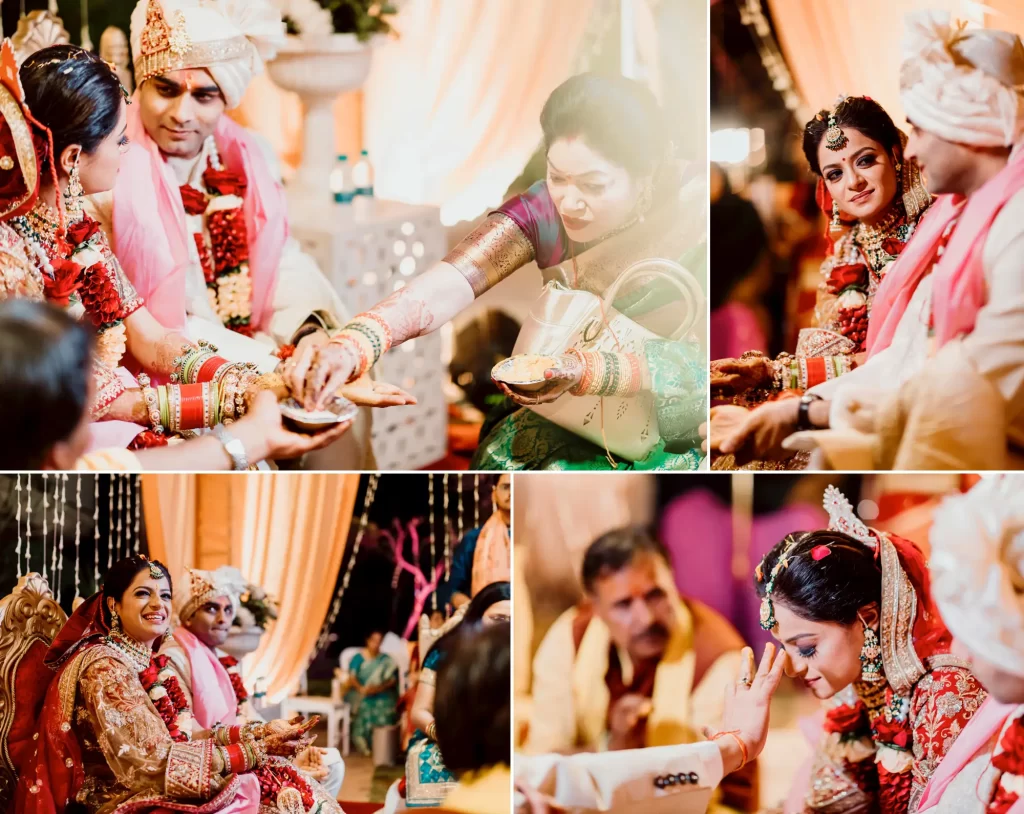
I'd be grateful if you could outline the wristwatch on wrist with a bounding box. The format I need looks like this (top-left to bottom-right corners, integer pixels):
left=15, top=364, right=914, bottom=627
left=213, top=424, right=249, bottom=471
left=797, top=393, right=823, bottom=432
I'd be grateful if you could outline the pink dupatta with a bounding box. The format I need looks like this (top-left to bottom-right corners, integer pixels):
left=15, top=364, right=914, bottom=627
left=112, top=93, right=288, bottom=333
left=918, top=697, right=1023, bottom=812
left=173, top=627, right=238, bottom=729
left=867, top=148, right=1024, bottom=359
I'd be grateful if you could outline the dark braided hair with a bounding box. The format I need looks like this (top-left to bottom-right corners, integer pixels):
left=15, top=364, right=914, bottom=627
left=755, top=530, right=881, bottom=626
left=802, top=97, right=902, bottom=177
left=101, top=555, right=172, bottom=626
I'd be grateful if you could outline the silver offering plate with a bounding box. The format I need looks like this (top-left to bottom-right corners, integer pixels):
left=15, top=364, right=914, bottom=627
left=491, top=355, right=562, bottom=393
left=280, top=397, right=359, bottom=433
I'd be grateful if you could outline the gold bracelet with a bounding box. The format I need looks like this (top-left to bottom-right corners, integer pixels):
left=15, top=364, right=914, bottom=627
left=137, top=373, right=163, bottom=434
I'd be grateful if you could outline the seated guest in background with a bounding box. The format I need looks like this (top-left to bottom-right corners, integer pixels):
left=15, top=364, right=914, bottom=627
left=343, top=629, right=401, bottom=756
left=406, top=582, right=511, bottom=807
left=161, top=567, right=345, bottom=799
left=434, top=622, right=512, bottom=814
left=516, top=644, right=787, bottom=814
left=524, top=528, right=758, bottom=813
left=440, top=474, right=511, bottom=608
left=0, top=299, right=352, bottom=470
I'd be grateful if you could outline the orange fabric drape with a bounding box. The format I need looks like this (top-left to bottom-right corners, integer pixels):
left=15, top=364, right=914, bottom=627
left=225, top=473, right=359, bottom=700
left=142, top=473, right=359, bottom=700
left=141, top=474, right=197, bottom=579
left=764, top=0, right=1014, bottom=127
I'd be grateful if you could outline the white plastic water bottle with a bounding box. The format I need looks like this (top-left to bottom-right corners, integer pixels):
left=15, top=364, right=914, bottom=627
left=331, top=154, right=355, bottom=204
left=353, top=149, right=374, bottom=197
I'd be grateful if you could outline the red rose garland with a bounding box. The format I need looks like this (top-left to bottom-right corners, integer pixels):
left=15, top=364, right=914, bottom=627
left=254, top=762, right=315, bottom=810
left=989, top=715, right=1024, bottom=814
left=826, top=263, right=870, bottom=349
left=181, top=157, right=254, bottom=338
left=219, top=654, right=249, bottom=714
left=139, top=653, right=193, bottom=743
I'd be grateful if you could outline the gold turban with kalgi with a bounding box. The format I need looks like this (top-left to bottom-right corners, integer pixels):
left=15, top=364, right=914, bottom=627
left=900, top=9, right=1024, bottom=148
left=175, top=566, right=247, bottom=623
left=130, top=0, right=285, bottom=109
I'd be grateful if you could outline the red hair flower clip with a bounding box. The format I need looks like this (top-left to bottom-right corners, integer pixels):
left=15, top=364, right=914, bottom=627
left=811, top=545, right=832, bottom=561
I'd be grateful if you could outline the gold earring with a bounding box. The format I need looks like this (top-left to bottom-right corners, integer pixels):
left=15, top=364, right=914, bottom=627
left=830, top=201, right=843, bottom=234
left=110, top=609, right=121, bottom=634
left=859, top=621, right=883, bottom=683
left=65, top=161, right=84, bottom=218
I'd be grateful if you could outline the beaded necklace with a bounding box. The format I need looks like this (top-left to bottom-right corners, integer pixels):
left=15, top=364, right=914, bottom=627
left=10, top=200, right=65, bottom=276
left=106, top=628, right=153, bottom=672
left=851, top=200, right=911, bottom=278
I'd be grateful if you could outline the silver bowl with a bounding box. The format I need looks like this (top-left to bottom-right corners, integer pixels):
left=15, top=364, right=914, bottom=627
left=491, top=355, right=562, bottom=393
left=280, top=396, right=359, bottom=433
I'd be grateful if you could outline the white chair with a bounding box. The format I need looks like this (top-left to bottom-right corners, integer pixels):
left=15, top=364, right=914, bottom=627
left=280, top=693, right=351, bottom=758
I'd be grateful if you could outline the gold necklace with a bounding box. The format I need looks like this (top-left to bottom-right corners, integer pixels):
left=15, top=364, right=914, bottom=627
left=107, top=629, right=153, bottom=672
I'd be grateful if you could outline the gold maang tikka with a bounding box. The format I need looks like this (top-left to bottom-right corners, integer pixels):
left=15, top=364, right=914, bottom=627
left=825, top=95, right=849, bottom=152
left=757, top=534, right=803, bottom=630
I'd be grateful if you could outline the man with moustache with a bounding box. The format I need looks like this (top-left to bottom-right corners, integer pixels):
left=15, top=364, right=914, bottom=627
left=161, top=567, right=345, bottom=799
left=523, top=528, right=757, bottom=813
left=715, top=9, right=1024, bottom=470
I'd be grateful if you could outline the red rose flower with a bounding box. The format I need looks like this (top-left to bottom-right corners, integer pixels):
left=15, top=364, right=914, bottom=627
left=877, top=764, right=912, bottom=813
left=824, top=701, right=867, bottom=735
left=994, top=719, right=1024, bottom=775
left=990, top=785, right=1021, bottom=814
left=208, top=209, right=249, bottom=271
left=826, top=263, right=869, bottom=294
left=43, top=259, right=82, bottom=307
left=873, top=717, right=911, bottom=749
left=881, top=237, right=905, bottom=257
left=219, top=655, right=239, bottom=669
left=80, top=264, right=125, bottom=327
left=66, top=217, right=102, bottom=247
left=180, top=184, right=210, bottom=216
left=275, top=344, right=296, bottom=361
left=128, top=430, right=169, bottom=451
left=203, top=167, right=248, bottom=198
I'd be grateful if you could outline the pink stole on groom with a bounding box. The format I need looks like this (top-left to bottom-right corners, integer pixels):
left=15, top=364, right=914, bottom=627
left=918, top=697, right=1024, bottom=812
left=112, top=92, right=288, bottom=336
left=867, top=148, right=1024, bottom=360
left=174, top=627, right=239, bottom=729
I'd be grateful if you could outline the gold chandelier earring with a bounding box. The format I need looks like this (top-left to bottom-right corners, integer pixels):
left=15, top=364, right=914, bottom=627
left=830, top=201, right=843, bottom=234
left=65, top=159, right=84, bottom=218
left=858, top=614, right=884, bottom=683
left=110, top=609, right=122, bottom=634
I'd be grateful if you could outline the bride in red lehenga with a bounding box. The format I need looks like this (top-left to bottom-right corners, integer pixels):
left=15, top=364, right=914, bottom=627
left=15, top=556, right=340, bottom=814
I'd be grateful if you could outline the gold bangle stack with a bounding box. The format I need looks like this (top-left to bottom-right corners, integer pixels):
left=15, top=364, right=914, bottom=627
left=171, top=339, right=221, bottom=385
left=136, top=373, right=164, bottom=434
left=330, top=312, right=393, bottom=382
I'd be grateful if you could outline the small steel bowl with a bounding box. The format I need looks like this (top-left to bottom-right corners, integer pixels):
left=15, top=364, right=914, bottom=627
left=491, top=355, right=562, bottom=393
left=280, top=396, right=359, bottom=433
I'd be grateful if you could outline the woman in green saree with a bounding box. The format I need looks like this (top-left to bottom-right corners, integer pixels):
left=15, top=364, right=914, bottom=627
left=344, top=629, right=400, bottom=756
left=289, top=73, right=707, bottom=471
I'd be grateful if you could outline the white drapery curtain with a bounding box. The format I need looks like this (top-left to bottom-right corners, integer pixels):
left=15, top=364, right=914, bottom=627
left=362, top=0, right=595, bottom=224
left=765, top=0, right=1023, bottom=128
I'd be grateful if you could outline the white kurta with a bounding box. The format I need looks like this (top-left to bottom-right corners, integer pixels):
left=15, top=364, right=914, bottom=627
left=515, top=741, right=724, bottom=813
left=86, top=130, right=374, bottom=469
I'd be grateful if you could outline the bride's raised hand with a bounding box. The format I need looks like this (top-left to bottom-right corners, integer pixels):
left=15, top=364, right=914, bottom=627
left=704, top=643, right=788, bottom=770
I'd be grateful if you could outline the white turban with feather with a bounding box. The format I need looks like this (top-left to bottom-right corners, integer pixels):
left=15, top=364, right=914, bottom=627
left=900, top=9, right=1024, bottom=148
left=929, top=476, right=1024, bottom=678
left=130, top=0, right=286, bottom=109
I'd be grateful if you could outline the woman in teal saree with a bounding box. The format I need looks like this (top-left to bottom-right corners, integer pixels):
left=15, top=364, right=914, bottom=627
left=291, top=73, right=707, bottom=471
left=344, top=630, right=400, bottom=756
left=405, top=582, right=511, bottom=808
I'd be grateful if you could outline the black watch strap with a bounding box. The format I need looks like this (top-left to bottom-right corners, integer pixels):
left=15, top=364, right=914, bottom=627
left=797, top=393, right=823, bottom=431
